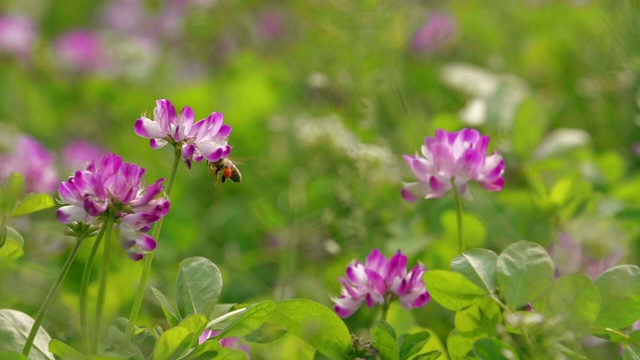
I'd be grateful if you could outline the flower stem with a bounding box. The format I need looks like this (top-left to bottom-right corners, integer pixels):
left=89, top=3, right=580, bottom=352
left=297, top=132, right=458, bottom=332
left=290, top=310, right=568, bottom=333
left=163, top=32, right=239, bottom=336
left=92, top=217, right=114, bottom=354
left=122, top=149, right=181, bottom=346
left=451, top=179, right=464, bottom=254
left=22, top=237, right=84, bottom=356
left=380, top=301, right=390, bottom=322
left=80, top=224, right=108, bottom=353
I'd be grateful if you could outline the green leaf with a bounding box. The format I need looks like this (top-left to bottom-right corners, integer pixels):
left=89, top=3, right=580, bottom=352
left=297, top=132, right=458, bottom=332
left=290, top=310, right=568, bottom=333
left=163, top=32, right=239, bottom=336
left=0, top=309, right=53, bottom=360
left=512, top=97, right=547, bottom=159
left=266, top=299, right=351, bottom=359
left=0, top=224, right=6, bottom=248
left=446, top=330, right=478, bottom=360
left=398, top=331, right=431, bottom=360
left=48, top=339, right=81, bottom=358
left=412, top=350, right=442, bottom=360
left=454, top=297, right=502, bottom=338
left=216, top=301, right=276, bottom=338
left=2, top=173, right=24, bottom=213
left=184, top=339, right=221, bottom=360
left=624, top=345, right=640, bottom=360
left=151, top=287, right=181, bottom=327
left=594, top=265, right=640, bottom=329
left=472, top=338, right=518, bottom=360
left=176, top=257, right=223, bottom=318
left=0, top=352, right=27, bottom=360
left=441, top=211, right=487, bottom=248
left=0, top=226, right=24, bottom=260
left=423, top=270, right=486, bottom=311
left=451, top=249, right=498, bottom=294
left=537, top=274, right=600, bottom=332
left=496, top=241, right=554, bottom=309
left=11, top=193, right=55, bottom=217
left=152, top=326, right=192, bottom=360
left=244, top=323, right=287, bottom=344
left=371, top=320, right=399, bottom=360
left=179, top=314, right=208, bottom=337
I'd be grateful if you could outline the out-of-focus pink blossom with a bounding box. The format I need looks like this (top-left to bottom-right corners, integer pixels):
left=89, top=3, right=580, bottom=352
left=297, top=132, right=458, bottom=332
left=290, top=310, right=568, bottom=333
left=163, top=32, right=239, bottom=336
left=62, top=140, right=106, bottom=170
left=54, top=30, right=110, bottom=72
left=411, top=12, right=456, bottom=53
left=257, top=10, right=285, bottom=40
left=548, top=232, right=622, bottom=280
left=199, top=329, right=249, bottom=355
left=332, top=249, right=430, bottom=318
left=0, top=14, right=36, bottom=59
left=401, top=128, right=504, bottom=201
left=0, top=135, right=59, bottom=194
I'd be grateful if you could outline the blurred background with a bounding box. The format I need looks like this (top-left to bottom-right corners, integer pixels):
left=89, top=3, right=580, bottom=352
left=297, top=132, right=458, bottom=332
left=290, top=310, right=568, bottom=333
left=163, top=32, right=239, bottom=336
left=0, top=0, right=639, bottom=357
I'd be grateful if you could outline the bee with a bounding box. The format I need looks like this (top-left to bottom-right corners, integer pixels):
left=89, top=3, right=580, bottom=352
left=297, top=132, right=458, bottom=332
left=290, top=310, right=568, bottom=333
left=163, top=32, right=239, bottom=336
left=208, top=158, right=242, bottom=186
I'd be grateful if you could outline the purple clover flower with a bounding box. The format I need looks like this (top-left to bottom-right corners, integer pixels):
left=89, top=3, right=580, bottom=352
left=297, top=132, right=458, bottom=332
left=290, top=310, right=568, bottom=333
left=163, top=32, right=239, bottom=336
left=411, top=12, right=456, bottom=53
left=134, top=99, right=232, bottom=168
left=401, top=128, right=505, bottom=201
left=56, top=153, right=169, bottom=261
left=549, top=232, right=622, bottom=280
left=0, top=135, right=59, bottom=194
left=199, top=329, right=249, bottom=355
left=54, top=29, right=110, bottom=73
left=0, top=14, right=36, bottom=59
left=332, top=249, right=430, bottom=318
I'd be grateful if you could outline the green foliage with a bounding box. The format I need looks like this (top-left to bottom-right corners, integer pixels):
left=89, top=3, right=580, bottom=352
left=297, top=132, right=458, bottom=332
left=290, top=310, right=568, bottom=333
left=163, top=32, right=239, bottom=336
left=423, top=271, right=486, bottom=311
left=176, top=257, right=223, bottom=318
left=496, top=241, right=554, bottom=309
left=594, top=265, right=640, bottom=330
left=0, top=309, right=53, bottom=360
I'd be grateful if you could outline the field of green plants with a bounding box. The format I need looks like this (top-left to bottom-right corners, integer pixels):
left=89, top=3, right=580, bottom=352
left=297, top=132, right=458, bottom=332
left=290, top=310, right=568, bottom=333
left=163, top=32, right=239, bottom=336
left=1, top=1, right=639, bottom=359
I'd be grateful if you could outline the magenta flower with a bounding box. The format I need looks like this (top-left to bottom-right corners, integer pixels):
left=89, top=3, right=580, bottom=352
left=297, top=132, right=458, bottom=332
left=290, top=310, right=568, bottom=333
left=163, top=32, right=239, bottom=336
left=332, top=249, right=430, bottom=318
left=56, top=153, right=169, bottom=260
left=134, top=99, right=232, bottom=168
left=54, top=29, right=110, bottom=72
left=0, top=14, right=36, bottom=59
left=199, top=329, right=249, bottom=355
left=0, top=135, right=59, bottom=194
left=411, top=12, right=456, bottom=53
left=401, top=128, right=504, bottom=201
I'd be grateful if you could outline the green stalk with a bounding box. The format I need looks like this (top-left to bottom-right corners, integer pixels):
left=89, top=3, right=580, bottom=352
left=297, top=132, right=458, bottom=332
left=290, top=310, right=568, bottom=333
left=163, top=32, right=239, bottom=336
left=122, top=149, right=181, bottom=346
left=451, top=179, right=464, bottom=254
left=92, top=217, right=114, bottom=354
left=22, top=236, right=84, bottom=356
left=80, top=224, right=108, bottom=352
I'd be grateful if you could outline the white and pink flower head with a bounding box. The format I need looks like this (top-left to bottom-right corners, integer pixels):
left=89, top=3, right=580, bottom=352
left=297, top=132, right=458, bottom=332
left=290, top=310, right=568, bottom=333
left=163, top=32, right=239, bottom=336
left=134, top=99, right=232, bottom=169
left=332, top=249, right=430, bottom=318
left=56, top=153, right=170, bottom=260
left=199, top=329, right=249, bottom=355
left=0, top=14, right=36, bottom=59
left=401, top=128, right=505, bottom=201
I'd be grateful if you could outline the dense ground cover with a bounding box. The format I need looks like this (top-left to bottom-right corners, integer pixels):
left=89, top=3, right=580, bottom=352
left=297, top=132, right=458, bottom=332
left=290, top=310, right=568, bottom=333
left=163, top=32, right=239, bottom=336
left=1, top=1, right=639, bottom=359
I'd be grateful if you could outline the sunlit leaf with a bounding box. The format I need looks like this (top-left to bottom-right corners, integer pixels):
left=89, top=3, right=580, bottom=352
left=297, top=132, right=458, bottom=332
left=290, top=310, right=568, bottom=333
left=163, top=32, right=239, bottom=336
left=11, top=193, right=55, bottom=217
left=176, top=257, right=223, bottom=318
left=537, top=274, right=600, bottom=332
left=48, top=339, right=81, bottom=358
left=372, top=320, right=399, bottom=360
left=451, top=249, right=498, bottom=294
left=446, top=330, right=479, bottom=360
left=496, top=241, right=554, bottom=309
left=594, top=265, right=640, bottom=329
left=0, top=309, right=53, bottom=360
left=2, top=173, right=24, bottom=213
left=398, top=331, right=431, bottom=360
left=152, top=326, right=191, bottom=360
left=423, top=270, right=486, bottom=311
left=472, top=338, right=518, bottom=360
left=151, top=287, right=181, bottom=327
left=454, top=297, right=502, bottom=338
left=266, top=299, right=351, bottom=359
left=215, top=301, right=276, bottom=339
